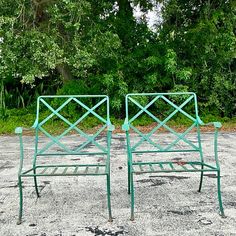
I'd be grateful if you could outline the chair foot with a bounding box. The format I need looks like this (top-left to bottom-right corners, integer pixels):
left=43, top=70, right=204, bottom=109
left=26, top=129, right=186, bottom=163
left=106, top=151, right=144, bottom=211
left=198, top=171, right=204, bottom=192
left=217, top=171, right=225, bottom=218
left=220, top=213, right=226, bottom=218
left=130, top=216, right=134, bottom=221
left=17, top=219, right=22, bottom=225
left=33, top=175, right=40, bottom=198
left=219, top=209, right=226, bottom=218
left=18, top=176, right=23, bottom=226
left=108, top=217, right=113, bottom=222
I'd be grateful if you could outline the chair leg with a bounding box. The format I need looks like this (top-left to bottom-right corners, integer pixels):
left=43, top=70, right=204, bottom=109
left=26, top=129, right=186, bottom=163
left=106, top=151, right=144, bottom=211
left=106, top=174, right=113, bottom=222
left=198, top=167, right=204, bottom=192
left=128, top=163, right=130, bottom=194
left=33, top=170, right=40, bottom=198
left=217, top=171, right=225, bottom=217
left=17, top=176, right=23, bottom=225
left=130, top=173, right=134, bottom=221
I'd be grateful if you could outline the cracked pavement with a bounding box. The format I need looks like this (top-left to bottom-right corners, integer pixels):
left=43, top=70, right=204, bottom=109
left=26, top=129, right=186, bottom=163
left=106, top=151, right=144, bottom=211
left=0, top=133, right=236, bottom=236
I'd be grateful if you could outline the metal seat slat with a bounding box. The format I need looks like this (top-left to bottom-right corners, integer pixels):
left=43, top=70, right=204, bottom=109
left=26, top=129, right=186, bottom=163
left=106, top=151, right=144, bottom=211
left=139, top=164, right=144, bottom=172
left=73, top=166, right=79, bottom=174
left=62, top=167, right=68, bottom=175
left=190, top=163, right=199, bottom=170
left=169, top=162, right=175, bottom=170
left=51, top=167, right=58, bottom=174
left=149, top=164, right=154, bottom=172
left=180, top=164, right=188, bottom=171
left=40, top=167, right=48, bottom=174
left=84, top=166, right=89, bottom=174
left=131, top=161, right=219, bottom=173
left=159, top=163, right=164, bottom=170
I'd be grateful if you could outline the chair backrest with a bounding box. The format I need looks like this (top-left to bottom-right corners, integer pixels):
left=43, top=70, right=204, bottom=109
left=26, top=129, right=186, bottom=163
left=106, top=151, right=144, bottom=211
left=33, top=95, right=112, bottom=156
left=124, top=92, right=202, bottom=153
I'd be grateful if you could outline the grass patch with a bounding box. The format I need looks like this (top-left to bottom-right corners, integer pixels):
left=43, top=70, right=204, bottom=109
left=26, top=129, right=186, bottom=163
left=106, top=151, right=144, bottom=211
left=0, top=108, right=236, bottom=135
left=0, top=108, right=35, bottom=134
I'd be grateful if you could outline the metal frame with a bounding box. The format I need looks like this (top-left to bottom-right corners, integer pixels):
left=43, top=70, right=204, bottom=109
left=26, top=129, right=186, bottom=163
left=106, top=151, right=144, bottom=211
left=15, top=95, right=114, bottom=224
left=122, top=92, right=225, bottom=220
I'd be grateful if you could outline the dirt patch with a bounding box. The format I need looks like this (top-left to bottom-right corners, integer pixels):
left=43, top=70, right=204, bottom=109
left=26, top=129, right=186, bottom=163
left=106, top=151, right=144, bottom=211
left=114, top=123, right=236, bottom=133
left=5, top=122, right=236, bottom=136
left=85, top=226, right=125, bottom=236
left=137, top=178, right=167, bottom=186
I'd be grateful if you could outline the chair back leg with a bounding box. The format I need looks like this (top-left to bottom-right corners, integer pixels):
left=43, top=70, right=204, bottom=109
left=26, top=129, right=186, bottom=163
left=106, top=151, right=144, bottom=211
left=17, top=176, right=23, bottom=225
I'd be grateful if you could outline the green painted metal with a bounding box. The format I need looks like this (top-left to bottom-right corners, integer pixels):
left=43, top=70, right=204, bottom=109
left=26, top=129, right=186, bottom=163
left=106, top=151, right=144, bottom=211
left=122, top=92, right=225, bottom=220
left=15, top=95, right=114, bottom=224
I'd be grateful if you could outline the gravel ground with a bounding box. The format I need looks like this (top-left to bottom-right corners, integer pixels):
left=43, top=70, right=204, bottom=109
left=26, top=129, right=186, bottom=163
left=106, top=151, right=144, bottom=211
left=0, top=133, right=236, bottom=236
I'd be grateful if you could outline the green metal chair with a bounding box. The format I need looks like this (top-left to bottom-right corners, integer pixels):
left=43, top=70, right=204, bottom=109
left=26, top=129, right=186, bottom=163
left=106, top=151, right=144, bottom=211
left=15, top=95, right=114, bottom=224
left=122, top=92, right=225, bottom=220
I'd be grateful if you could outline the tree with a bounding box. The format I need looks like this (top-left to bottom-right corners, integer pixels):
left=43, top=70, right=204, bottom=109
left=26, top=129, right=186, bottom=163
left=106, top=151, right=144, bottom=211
left=159, top=0, right=236, bottom=117
left=1, top=0, right=167, bottom=114
left=1, top=0, right=235, bottom=118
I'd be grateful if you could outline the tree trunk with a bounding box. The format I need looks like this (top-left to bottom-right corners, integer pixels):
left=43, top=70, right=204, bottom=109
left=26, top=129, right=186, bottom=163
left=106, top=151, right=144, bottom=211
left=116, top=0, right=136, bottom=49
left=32, top=1, right=74, bottom=83
left=56, top=64, right=74, bottom=83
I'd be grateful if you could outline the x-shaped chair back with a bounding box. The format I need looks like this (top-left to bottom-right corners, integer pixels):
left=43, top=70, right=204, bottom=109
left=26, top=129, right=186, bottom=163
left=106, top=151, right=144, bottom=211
left=123, top=92, right=201, bottom=153
left=33, top=95, right=112, bottom=155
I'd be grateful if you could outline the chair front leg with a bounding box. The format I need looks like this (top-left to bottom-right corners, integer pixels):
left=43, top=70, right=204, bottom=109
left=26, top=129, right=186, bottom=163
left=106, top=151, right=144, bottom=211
left=17, top=176, right=23, bottom=225
left=217, top=171, right=225, bottom=217
left=130, top=172, right=135, bottom=221
left=33, top=170, right=40, bottom=198
left=198, top=165, right=204, bottom=192
left=128, top=162, right=131, bottom=194
left=106, top=174, right=113, bottom=222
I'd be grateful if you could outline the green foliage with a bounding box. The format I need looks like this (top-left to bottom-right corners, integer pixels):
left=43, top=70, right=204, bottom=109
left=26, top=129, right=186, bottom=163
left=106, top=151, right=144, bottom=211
left=0, top=107, right=104, bottom=134
left=0, top=0, right=235, bottom=130
left=160, top=0, right=236, bottom=117
left=0, top=108, right=35, bottom=134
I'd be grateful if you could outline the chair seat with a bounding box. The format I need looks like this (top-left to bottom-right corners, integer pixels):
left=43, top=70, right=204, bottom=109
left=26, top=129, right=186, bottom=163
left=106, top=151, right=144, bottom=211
left=21, top=164, right=107, bottom=177
left=132, top=161, right=218, bottom=174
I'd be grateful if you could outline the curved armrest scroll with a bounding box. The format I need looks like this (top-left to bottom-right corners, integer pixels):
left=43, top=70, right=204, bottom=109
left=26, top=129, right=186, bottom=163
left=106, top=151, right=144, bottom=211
left=32, top=118, right=38, bottom=129
left=107, top=124, right=115, bottom=132
left=15, top=127, right=24, bottom=175
left=15, top=127, right=23, bottom=134
left=122, top=118, right=129, bottom=131
left=197, top=117, right=222, bottom=129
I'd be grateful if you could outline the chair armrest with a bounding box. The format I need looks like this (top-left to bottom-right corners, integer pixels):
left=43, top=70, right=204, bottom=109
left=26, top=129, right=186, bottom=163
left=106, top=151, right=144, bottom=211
left=15, top=127, right=23, bottom=134
left=107, top=124, right=115, bottom=132
left=15, top=121, right=38, bottom=135
left=15, top=127, right=25, bottom=175
left=15, top=124, right=38, bottom=175
left=197, top=117, right=222, bottom=129
left=107, top=118, right=115, bottom=132
left=32, top=118, right=38, bottom=129
left=122, top=118, right=129, bottom=131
